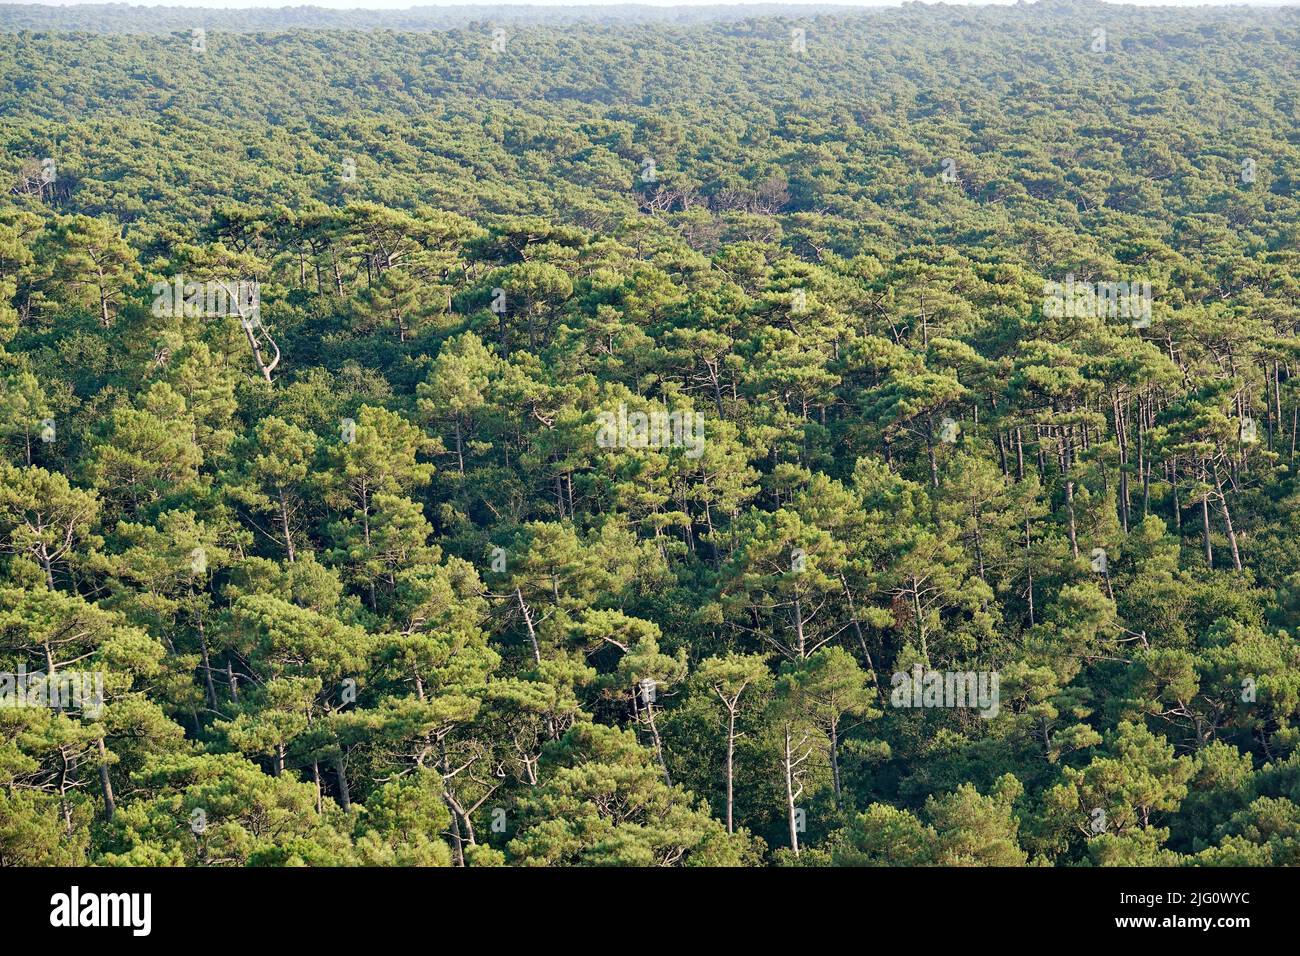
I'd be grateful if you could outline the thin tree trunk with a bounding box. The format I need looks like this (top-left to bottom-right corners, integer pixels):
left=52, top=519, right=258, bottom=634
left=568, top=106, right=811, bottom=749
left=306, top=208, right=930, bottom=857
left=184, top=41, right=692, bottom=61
left=829, top=723, right=842, bottom=809
left=1201, top=493, right=1214, bottom=567
left=516, top=587, right=541, bottom=666
left=198, top=625, right=218, bottom=709
left=725, top=707, right=737, bottom=833
left=333, top=753, right=351, bottom=811
left=279, top=490, right=296, bottom=562
left=926, top=413, right=939, bottom=488
left=1216, top=476, right=1242, bottom=571
left=784, top=727, right=800, bottom=856
left=1065, top=480, right=1079, bottom=558
left=1025, top=518, right=1035, bottom=626
left=644, top=697, right=672, bottom=786
left=97, top=736, right=115, bottom=822
left=792, top=596, right=807, bottom=658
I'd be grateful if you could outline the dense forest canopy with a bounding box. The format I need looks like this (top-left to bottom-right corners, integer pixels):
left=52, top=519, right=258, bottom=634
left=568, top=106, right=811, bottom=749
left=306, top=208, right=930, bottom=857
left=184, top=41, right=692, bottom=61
left=1, top=1, right=1300, bottom=867
left=0, top=3, right=870, bottom=31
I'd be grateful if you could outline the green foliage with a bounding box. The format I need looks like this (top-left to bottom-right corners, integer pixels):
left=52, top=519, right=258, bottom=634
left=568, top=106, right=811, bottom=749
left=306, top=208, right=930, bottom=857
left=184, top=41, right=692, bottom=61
left=2, top=2, right=1299, bottom=866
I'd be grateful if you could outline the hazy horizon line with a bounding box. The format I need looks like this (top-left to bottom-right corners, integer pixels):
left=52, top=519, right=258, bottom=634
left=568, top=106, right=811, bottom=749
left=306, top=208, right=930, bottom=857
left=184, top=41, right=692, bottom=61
left=4, top=0, right=1298, bottom=9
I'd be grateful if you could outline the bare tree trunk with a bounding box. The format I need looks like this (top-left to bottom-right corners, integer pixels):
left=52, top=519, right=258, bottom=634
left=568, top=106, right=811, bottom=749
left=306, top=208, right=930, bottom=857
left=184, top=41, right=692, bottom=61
left=279, top=490, right=296, bottom=562
left=783, top=727, right=800, bottom=856
left=446, top=802, right=465, bottom=866
left=792, top=596, right=806, bottom=658
left=1115, top=395, right=1130, bottom=533
left=725, top=706, right=737, bottom=833
left=333, top=753, right=351, bottom=811
left=1215, top=474, right=1242, bottom=571
left=1170, top=462, right=1181, bottom=531
left=829, top=723, right=842, bottom=809
left=198, top=625, right=218, bottom=709
left=97, top=736, right=115, bottom=822
left=1201, top=493, right=1214, bottom=568
left=1024, top=518, right=1035, bottom=626
left=516, top=587, right=541, bottom=665
left=1065, top=480, right=1079, bottom=558
left=926, top=413, right=939, bottom=488
left=644, top=697, right=672, bottom=786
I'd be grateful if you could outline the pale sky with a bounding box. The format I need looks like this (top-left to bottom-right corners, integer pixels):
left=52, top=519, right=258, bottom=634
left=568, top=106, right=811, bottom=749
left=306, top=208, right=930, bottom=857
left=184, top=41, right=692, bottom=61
left=5, top=0, right=1297, bottom=8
